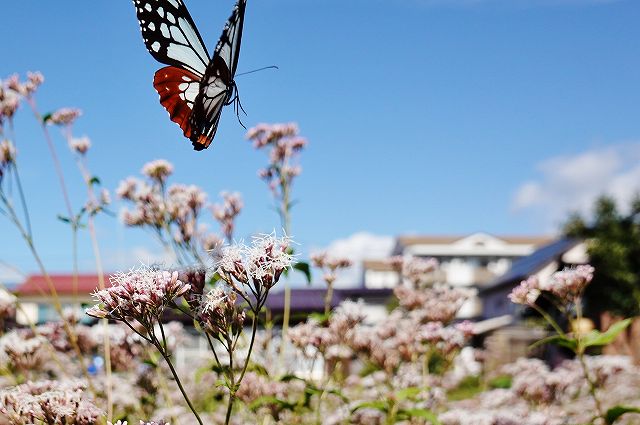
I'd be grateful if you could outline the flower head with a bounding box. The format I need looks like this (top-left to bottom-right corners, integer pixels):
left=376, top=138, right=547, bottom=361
left=86, top=266, right=190, bottom=325
left=68, top=136, right=91, bottom=155
left=0, top=139, right=16, bottom=166
left=142, top=159, right=173, bottom=183
left=197, top=287, right=245, bottom=338
left=508, top=276, right=541, bottom=306
left=216, top=233, right=294, bottom=304
left=211, top=191, right=243, bottom=241
left=545, top=265, right=594, bottom=302
left=48, top=108, right=82, bottom=126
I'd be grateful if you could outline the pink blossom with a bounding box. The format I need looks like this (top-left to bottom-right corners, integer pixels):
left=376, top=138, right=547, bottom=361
left=68, top=136, right=91, bottom=155
left=141, top=159, right=173, bottom=183
left=211, top=191, right=243, bottom=241
left=0, top=139, right=17, bottom=167
left=508, top=276, right=541, bottom=306
left=48, top=108, right=82, bottom=126
left=86, top=266, right=190, bottom=325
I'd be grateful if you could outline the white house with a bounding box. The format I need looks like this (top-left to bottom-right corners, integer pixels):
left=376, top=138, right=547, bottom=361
left=362, top=233, right=553, bottom=318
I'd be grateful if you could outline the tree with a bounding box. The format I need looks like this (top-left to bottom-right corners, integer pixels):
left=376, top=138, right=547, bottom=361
left=564, top=195, right=640, bottom=319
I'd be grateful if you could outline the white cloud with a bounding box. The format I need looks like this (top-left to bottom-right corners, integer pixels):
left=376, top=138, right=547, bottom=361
left=0, top=263, right=25, bottom=288
left=512, top=142, right=640, bottom=227
left=314, top=232, right=395, bottom=288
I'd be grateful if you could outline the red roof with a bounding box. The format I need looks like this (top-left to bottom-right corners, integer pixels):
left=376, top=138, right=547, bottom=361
left=15, top=274, right=111, bottom=296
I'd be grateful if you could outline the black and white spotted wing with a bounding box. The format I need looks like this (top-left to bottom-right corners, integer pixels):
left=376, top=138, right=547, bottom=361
left=132, top=0, right=247, bottom=151
left=133, top=0, right=209, bottom=76
left=189, top=0, right=247, bottom=150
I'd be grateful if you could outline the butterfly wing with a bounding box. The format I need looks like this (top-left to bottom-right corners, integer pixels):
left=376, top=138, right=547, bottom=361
left=189, top=0, right=247, bottom=150
left=215, top=0, right=247, bottom=77
left=153, top=66, right=201, bottom=139
left=132, top=0, right=210, bottom=77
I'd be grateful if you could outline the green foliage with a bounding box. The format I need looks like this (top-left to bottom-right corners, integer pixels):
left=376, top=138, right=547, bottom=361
left=564, top=195, right=640, bottom=317
left=293, top=261, right=312, bottom=284
left=351, top=388, right=441, bottom=424
left=581, top=318, right=632, bottom=348
left=529, top=319, right=632, bottom=355
left=487, top=375, right=512, bottom=389
left=529, top=334, right=577, bottom=352
left=447, top=375, right=483, bottom=401
left=605, top=405, right=640, bottom=424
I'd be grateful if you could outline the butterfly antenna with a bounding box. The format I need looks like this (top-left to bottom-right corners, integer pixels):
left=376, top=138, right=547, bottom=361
left=234, top=96, right=247, bottom=129
left=235, top=65, right=279, bottom=78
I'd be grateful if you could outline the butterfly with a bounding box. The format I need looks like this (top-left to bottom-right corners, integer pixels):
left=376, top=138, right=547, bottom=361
left=132, top=0, right=247, bottom=150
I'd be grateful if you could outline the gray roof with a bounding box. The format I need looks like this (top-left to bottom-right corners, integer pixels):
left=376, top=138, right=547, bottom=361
left=480, top=238, right=582, bottom=293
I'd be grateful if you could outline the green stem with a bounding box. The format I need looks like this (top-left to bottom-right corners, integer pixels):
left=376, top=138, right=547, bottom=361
left=532, top=304, right=566, bottom=337
left=225, top=310, right=261, bottom=425
left=324, top=281, right=334, bottom=315
left=156, top=341, right=204, bottom=425
left=573, top=296, right=605, bottom=420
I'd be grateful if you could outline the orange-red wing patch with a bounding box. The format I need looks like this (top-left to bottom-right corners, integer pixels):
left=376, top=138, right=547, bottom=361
left=153, top=66, right=201, bottom=139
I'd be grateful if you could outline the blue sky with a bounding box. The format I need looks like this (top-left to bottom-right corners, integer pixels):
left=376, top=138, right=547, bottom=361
left=1, top=0, right=640, bottom=278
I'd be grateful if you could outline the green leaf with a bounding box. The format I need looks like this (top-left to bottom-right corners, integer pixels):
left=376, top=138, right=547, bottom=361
left=293, top=261, right=312, bottom=284
left=308, top=311, right=331, bottom=324
left=89, top=176, right=101, bottom=186
left=395, top=386, right=422, bottom=401
left=351, top=400, right=388, bottom=414
left=42, top=113, right=52, bottom=123
left=529, top=334, right=577, bottom=352
left=583, top=318, right=632, bottom=348
left=249, top=395, right=295, bottom=411
left=399, top=408, right=441, bottom=424
left=57, top=215, right=71, bottom=224
left=605, top=405, right=640, bottom=424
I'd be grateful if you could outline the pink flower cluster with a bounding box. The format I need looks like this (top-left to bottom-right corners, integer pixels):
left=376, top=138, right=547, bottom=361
left=1, top=331, right=47, bottom=372
left=402, top=256, right=439, bottom=287
left=48, top=107, right=82, bottom=126
left=543, top=265, right=594, bottom=302
left=0, top=380, right=102, bottom=425
left=0, top=140, right=16, bottom=166
left=216, top=233, right=294, bottom=299
left=118, top=163, right=212, bottom=247
left=86, top=267, right=190, bottom=325
left=395, top=283, right=471, bottom=323
left=142, top=159, right=174, bottom=184
left=508, top=276, right=541, bottom=306
left=510, top=265, right=595, bottom=306
left=197, top=288, right=245, bottom=341
left=211, top=191, right=243, bottom=241
left=0, top=72, right=43, bottom=127
left=68, top=136, right=91, bottom=155
left=246, top=122, right=306, bottom=197
left=0, top=288, right=16, bottom=321
left=289, top=300, right=366, bottom=357
left=310, top=252, right=352, bottom=285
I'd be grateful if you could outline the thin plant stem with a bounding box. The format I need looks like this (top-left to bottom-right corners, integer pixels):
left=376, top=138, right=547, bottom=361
left=11, top=163, right=32, bottom=239
left=27, top=99, right=74, bottom=218
left=225, top=307, right=261, bottom=425
left=155, top=340, right=204, bottom=425
left=1, top=189, right=95, bottom=392
left=532, top=304, right=566, bottom=337
left=205, top=332, right=223, bottom=368
left=20, top=100, right=96, bottom=391
left=73, top=148, right=115, bottom=420
left=237, top=311, right=259, bottom=384
left=224, top=340, right=236, bottom=425
left=324, top=281, right=334, bottom=315
left=574, top=297, right=605, bottom=420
